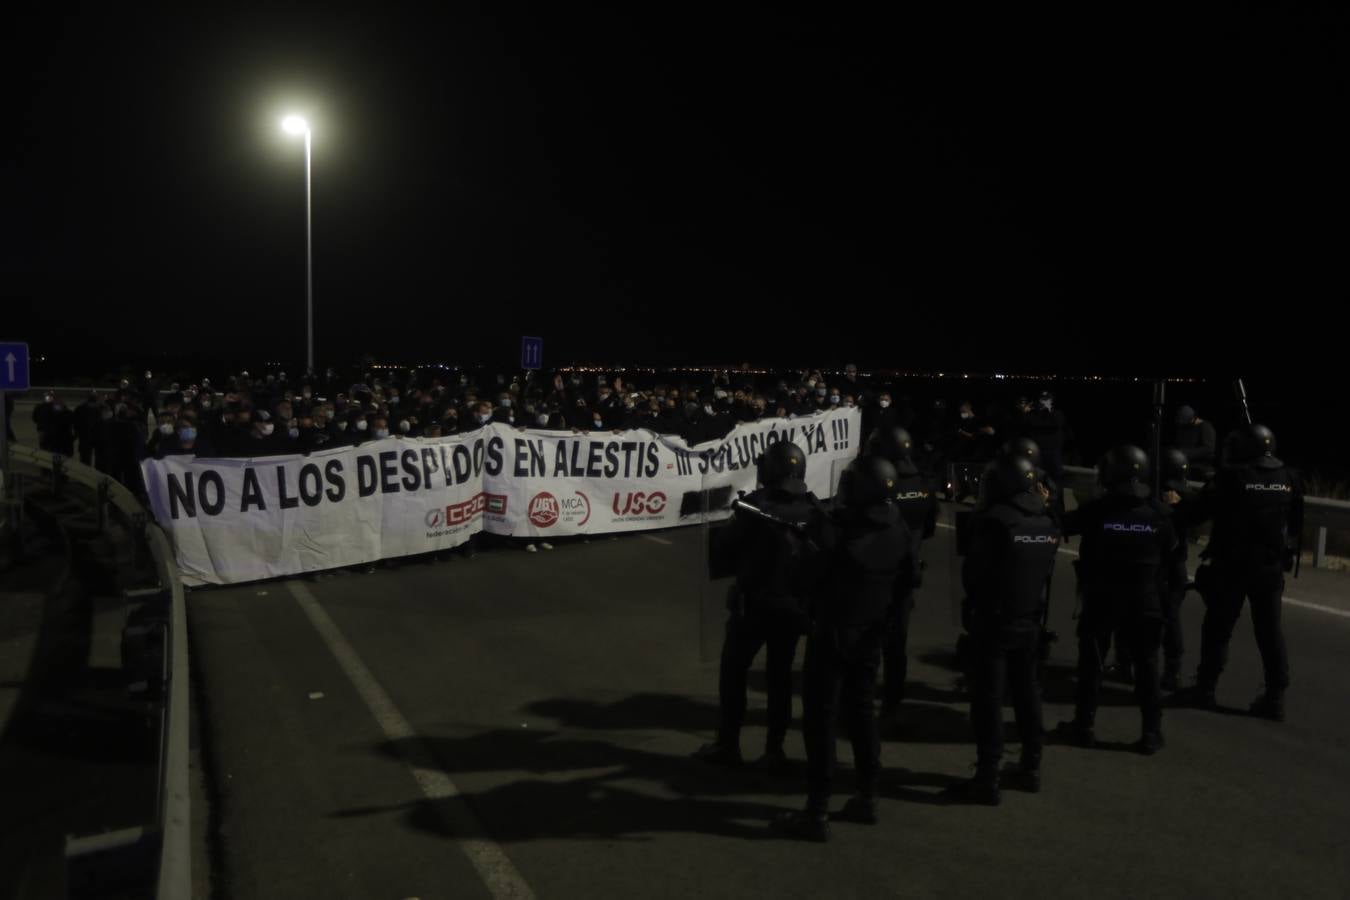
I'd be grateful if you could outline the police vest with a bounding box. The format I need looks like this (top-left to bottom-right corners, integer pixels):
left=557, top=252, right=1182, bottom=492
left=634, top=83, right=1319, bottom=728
left=891, top=471, right=936, bottom=554
left=1210, top=464, right=1295, bottom=567
left=1080, top=495, right=1167, bottom=594
left=983, top=499, right=1060, bottom=621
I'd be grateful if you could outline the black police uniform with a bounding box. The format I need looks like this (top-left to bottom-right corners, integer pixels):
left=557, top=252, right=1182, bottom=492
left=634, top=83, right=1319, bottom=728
left=1157, top=448, right=1195, bottom=689
left=776, top=457, right=913, bottom=840
left=1063, top=450, right=1182, bottom=750
left=955, top=458, right=1059, bottom=801
left=696, top=442, right=820, bottom=768
left=1189, top=427, right=1302, bottom=717
left=867, top=429, right=939, bottom=715
left=708, top=485, right=820, bottom=764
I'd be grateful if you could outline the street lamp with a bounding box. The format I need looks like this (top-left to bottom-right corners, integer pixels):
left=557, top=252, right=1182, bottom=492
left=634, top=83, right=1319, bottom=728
left=282, top=115, right=314, bottom=375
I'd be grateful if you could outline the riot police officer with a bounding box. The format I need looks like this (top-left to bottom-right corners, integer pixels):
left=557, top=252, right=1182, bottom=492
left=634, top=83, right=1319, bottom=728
left=1183, top=424, right=1303, bottom=720
left=945, top=455, right=1059, bottom=805
left=775, top=456, right=914, bottom=841
left=866, top=427, right=938, bottom=724
left=695, top=441, right=821, bottom=771
left=1057, top=446, right=1183, bottom=754
left=999, top=436, right=1063, bottom=527
left=1157, top=448, right=1194, bottom=691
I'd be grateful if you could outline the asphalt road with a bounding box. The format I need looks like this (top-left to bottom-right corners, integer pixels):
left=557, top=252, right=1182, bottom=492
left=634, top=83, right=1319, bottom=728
left=187, top=511, right=1350, bottom=900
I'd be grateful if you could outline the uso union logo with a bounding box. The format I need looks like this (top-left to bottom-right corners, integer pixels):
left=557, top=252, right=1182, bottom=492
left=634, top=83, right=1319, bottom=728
left=612, top=491, right=668, bottom=517
left=528, top=492, right=560, bottom=527
left=528, top=491, right=592, bottom=528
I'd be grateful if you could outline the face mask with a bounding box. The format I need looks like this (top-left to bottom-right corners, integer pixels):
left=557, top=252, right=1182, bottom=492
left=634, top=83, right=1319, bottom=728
left=507, top=414, right=515, bottom=425
left=179, top=428, right=197, bottom=442
left=288, top=427, right=300, bottom=440
left=829, top=395, right=840, bottom=404
left=399, top=420, right=411, bottom=433
left=714, top=390, right=727, bottom=400
left=500, top=398, right=511, bottom=408
left=337, top=421, right=348, bottom=431
left=592, top=419, right=605, bottom=429
left=807, top=380, right=817, bottom=389
left=374, top=428, right=390, bottom=439
left=960, top=412, right=973, bottom=420
left=537, top=414, right=550, bottom=426
left=159, top=423, right=174, bottom=435
left=625, top=402, right=635, bottom=411
left=703, top=404, right=715, bottom=416
left=844, top=400, right=855, bottom=408
left=261, top=423, right=275, bottom=436
left=816, top=388, right=827, bottom=397
left=1039, top=398, right=1053, bottom=411
left=356, top=420, right=369, bottom=432
left=476, top=413, right=491, bottom=425
left=879, top=399, right=891, bottom=409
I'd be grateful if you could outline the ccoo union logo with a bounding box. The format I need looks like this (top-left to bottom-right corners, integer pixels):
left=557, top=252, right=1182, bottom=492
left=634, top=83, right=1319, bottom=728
left=426, top=493, right=488, bottom=531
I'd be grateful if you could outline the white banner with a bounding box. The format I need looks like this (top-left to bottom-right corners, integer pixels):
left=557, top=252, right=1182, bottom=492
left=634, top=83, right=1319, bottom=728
left=481, top=408, right=861, bottom=537
left=141, top=434, right=488, bottom=586
left=140, top=409, right=862, bottom=584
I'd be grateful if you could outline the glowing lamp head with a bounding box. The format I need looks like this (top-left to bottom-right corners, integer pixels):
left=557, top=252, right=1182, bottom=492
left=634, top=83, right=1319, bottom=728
left=282, top=116, right=309, bottom=135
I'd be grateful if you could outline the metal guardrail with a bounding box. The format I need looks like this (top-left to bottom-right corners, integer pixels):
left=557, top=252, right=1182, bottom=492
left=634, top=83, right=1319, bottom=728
left=8, top=444, right=190, bottom=900
left=1062, top=464, right=1350, bottom=568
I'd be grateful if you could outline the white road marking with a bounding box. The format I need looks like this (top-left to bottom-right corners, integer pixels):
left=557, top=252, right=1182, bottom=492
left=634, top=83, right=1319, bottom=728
left=288, top=581, right=536, bottom=900
left=1283, top=597, right=1350, bottom=619
left=643, top=534, right=673, bottom=545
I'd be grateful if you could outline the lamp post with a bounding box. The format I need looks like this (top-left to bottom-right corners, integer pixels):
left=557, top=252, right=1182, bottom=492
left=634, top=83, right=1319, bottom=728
left=282, top=115, right=314, bottom=375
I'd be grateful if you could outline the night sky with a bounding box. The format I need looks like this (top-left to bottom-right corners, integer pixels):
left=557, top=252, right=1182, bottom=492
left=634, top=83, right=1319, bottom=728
left=5, top=6, right=1347, bottom=374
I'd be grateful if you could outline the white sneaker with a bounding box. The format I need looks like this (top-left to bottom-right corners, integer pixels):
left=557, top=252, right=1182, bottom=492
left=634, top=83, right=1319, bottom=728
left=525, top=543, right=538, bottom=553
left=540, top=542, right=554, bottom=551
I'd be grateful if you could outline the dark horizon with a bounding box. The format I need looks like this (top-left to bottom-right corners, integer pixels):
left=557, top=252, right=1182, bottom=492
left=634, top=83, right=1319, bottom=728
left=6, top=6, right=1348, bottom=374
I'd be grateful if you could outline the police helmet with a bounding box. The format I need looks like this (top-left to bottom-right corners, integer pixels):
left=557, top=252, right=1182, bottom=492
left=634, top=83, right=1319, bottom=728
left=758, top=440, right=808, bottom=494
left=1000, top=436, right=1042, bottom=468
left=1159, top=447, right=1190, bottom=493
left=981, top=455, right=1039, bottom=504
left=866, top=426, right=919, bottom=475
left=839, top=455, right=897, bottom=510
left=1224, top=423, right=1277, bottom=467
left=1099, top=444, right=1150, bottom=498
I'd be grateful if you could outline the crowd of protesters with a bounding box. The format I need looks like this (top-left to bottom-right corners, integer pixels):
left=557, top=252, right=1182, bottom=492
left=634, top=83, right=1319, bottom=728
left=12, top=360, right=1246, bottom=500
left=22, top=364, right=1092, bottom=491
left=28, top=365, right=1081, bottom=469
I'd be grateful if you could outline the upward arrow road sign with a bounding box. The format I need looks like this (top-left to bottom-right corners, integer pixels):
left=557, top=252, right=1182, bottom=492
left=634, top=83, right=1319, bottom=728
left=0, top=342, right=29, bottom=391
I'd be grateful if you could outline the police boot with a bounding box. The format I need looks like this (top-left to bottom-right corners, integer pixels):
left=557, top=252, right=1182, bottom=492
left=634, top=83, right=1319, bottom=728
left=1133, top=731, right=1166, bottom=755
left=942, top=766, right=1000, bottom=806
left=1006, top=747, right=1042, bottom=793
left=773, top=809, right=831, bottom=842
left=1160, top=661, right=1182, bottom=693
left=1249, top=690, right=1286, bottom=722
left=1053, top=718, right=1096, bottom=749
left=1172, top=679, right=1217, bottom=711
left=691, top=741, right=743, bottom=768
left=836, top=794, right=880, bottom=825
left=748, top=746, right=791, bottom=776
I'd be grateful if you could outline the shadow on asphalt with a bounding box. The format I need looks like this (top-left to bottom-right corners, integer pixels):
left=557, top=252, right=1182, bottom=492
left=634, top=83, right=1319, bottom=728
left=331, top=690, right=1051, bottom=841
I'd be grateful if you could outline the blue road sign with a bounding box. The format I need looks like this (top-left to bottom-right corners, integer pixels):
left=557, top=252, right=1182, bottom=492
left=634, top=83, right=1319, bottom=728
left=0, top=342, right=29, bottom=391
left=521, top=336, right=543, bottom=371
